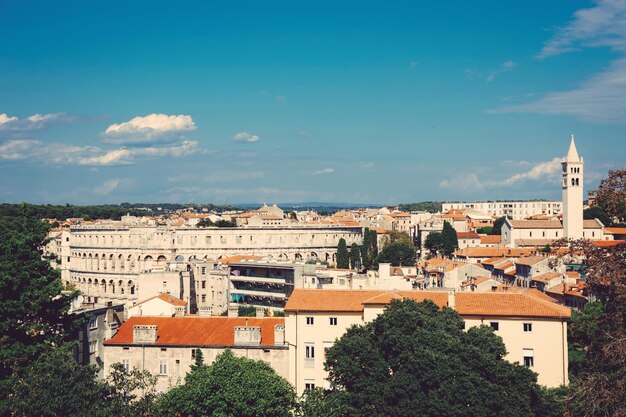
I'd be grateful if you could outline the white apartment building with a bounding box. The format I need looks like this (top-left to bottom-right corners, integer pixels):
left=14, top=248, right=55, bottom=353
left=285, top=289, right=570, bottom=394
left=442, top=201, right=562, bottom=220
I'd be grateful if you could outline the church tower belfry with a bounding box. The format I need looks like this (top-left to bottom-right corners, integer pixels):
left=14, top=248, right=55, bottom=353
left=562, top=135, right=584, bottom=239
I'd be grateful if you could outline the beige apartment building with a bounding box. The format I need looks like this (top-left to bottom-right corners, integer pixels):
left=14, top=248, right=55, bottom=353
left=104, top=315, right=288, bottom=393
left=285, top=289, right=570, bottom=394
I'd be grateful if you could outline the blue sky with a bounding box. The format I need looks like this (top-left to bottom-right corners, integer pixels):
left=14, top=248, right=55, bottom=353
left=1, top=0, right=625, bottom=205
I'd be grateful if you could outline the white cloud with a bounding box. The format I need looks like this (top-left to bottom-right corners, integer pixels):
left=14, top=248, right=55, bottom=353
left=493, top=0, right=626, bottom=123
left=94, top=179, right=122, bottom=195
left=276, top=96, right=287, bottom=103
left=233, top=132, right=260, bottom=143
left=360, top=162, right=375, bottom=171
left=537, top=0, right=626, bottom=59
left=486, top=60, right=516, bottom=83
left=491, top=57, right=626, bottom=123
left=439, top=158, right=562, bottom=190
left=102, top=114, right=196, bottom=144
left=0, top=139, right=205, bottom=166
left=0, top=112, right=74, bottom=133
left=312, top=168, right=335, bottom=175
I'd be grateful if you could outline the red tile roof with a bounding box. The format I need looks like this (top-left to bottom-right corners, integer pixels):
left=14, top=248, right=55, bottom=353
left=285, top=289, right=570, bottom=318
left=479, top=235, right=502, bottom=244
left=457, top=232, right=480, bottom=239
left=604, top=227, right=626, bottom=235
left=134, top=293, right=188, bottom=307
left=592, top=240, right=626, bottom=247
left=105, top=317, right=284, bottom=347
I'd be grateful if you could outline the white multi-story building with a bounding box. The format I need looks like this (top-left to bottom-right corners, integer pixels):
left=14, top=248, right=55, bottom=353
left=442, top=201, right=562, bottom=220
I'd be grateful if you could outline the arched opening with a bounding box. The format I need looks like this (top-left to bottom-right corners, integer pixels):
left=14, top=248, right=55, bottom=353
left=175, top=255, right=185, bottom=262
left=157, top=255, right=167, bottom=265
left=144, top=255, right=153, bottom=270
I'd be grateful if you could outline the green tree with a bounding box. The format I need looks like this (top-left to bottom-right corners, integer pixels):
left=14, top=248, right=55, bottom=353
left=568, top=302, right=605, bottom=379
left=374, top=242, right=416, bottom=267
left=379, top=230, right=412, bottom=249
left=323, top=299, right=555, bottom=417
left=490, top=216, right=507, bottom=235
left=592, top=168, right=626, bottom=223
left=156, top=350, right=296, bottom=417
left=7, top=348, right=121, bottom=417
left=441, top=222, right=459, bottom=257
left=424, top=232, right=445, bottom=256
left=559, top=240, right=626, bottom=416
left=214, top=219, right=237, bottom=228
left=336, top=238, right=349, bottom=269
left=360, top=228, right=378, bottom=270
left=0, top=214, right=80, bottom=413
left=583, top=206, right=611, bottom=227
left=476, top=226, right=493, bottom=234
left=196, top=218, right=215, bottom=227
left=349, top=243, right=360, bottom=270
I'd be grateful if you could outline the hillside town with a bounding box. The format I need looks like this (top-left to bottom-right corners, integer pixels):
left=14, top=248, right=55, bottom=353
left=29, top=137, right=621, bottom=398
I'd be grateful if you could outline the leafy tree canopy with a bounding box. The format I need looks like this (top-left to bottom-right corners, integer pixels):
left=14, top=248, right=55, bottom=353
left=592, top=168, right=626, bottom=223
left=583, top=206, right=612, bottom=227
left=375, top=242, right=416, bottom=267
left=379, top=230, right=412, bottom=249
left=424, top=232, right=445, bottom=256
left=490, top=216, right=507, bottom=235
left=441, top=221, right=459, bottom=257
left=323, top=299, right=557, bottom=417
left=156, top=350, right=296, bottom=417
left=397, top=201, right=442, bottom=213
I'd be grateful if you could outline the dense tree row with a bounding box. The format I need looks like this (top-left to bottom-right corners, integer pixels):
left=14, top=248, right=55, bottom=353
left=0, top=203, right=147, bottom=221
left=397, top=201, right=442, bottom=213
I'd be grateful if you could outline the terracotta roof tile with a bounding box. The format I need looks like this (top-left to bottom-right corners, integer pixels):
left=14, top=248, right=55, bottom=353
left=134, top=293, right=188, bottom=307
left=508, top=220, right=562, bottom=229
left=285, top=289, right=570, bottom=318
left=592, top=240, right=626, bottom=247
left=457, top=232, right=480, bottom=239
left=105, top=316, right=284, bottom=347
left=479, top=235, right=502, bottom=244
left=604, top=227, right=626, bottom=234
left=456, top=247, right=534, bottom=258
left=515, top=256, right=548, bottom=266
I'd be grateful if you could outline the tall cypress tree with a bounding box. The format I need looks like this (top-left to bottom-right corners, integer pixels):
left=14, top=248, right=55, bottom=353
left=360, top=228, right=378, bottom=270
left=349, top=243, right=361, bottom=270
left=441, top=222, right=459, bottom=257
left=336, top=238, right=349, bottom=269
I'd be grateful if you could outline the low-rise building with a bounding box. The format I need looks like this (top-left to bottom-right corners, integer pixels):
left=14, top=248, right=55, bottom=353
left=284, top=289, right=570, bottom=394
left=104, top=315, right=288, bottom=392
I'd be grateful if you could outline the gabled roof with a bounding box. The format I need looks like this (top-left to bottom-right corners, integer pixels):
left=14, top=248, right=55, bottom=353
left=583, top=219, right=603, bottom=229
left=133, top=293, right=187, bottom=308
left=515, top=256, right=548, bottom=267
left=531, top=272, right=561, bottom=283
left=105, top=317, right=284, bottom=347
left=604, top=227, right=626, bottom=235
left=508, top=220, right=562, bottom=229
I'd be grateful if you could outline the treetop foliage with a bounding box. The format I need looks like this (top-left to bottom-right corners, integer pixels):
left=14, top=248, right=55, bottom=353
left=397, top=201, right=442, bottom=213
left=323, top=299, right=555, bottom=417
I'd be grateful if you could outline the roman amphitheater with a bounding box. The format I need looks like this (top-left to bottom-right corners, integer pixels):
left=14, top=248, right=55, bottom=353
left=62, top=223, right=362, bottom=304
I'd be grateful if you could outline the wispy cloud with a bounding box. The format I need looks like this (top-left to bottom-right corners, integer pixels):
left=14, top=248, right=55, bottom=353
left=312, top=167, right=335, bottom=175
left=94, top=179, right=123, bottom=195
left=439, top=158, right=561, bottom=190
left=492, top=0, right=626, bottom=124
left=486, top=60, right=516, bottom=83
left=0, top=139, right=207, bottom=166
left=0, top=112, right=75, bottom=133
left=102, top=114, right=196, bottom=144
left=233, top=132, right=260, bottom=143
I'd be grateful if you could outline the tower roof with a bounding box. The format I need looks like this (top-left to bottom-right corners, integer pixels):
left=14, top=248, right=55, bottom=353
left=566, top=134, right=580, bottom=162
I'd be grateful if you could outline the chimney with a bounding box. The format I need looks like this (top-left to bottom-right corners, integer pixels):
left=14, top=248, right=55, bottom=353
left=234, top=326, right=261, bottom=346
left=133, top=325, right=157, bottom=344
left=274, top=324, right=285, bottom=346
left=228, top=305, right=239, bottom=318
left=174, top=306, right=186, bottom=317
left=198, top=306, right=212, bottom=317
left=447, top=290, right=456, bottom=309
left=256, top=307, right=265, bottom=318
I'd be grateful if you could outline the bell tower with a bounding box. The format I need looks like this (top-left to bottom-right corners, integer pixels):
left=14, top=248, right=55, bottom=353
left=562, top=135, right=584, bottom=239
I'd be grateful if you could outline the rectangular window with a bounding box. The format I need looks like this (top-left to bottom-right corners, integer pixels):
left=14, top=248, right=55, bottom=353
left=88, top=316, right=98, bottom=330
left=89, top=340, right=97, bottom=354
left=202, top=280, right=206, bottom=289
left=201, top=267, right=206, bottom=275
left=523, top=323, right=532, bottom=332
left=490, top=322, right=499, bottom=331
left=191, top=349, right=196, bottom=359
left=159, top=360, right=168, bottom=375
left=122, top=359, right=130, bottom=373
left=305, top=343, right=315, bottom=359
left=305, top=381, right=316, bottom=391
left=329, top=317, right=337, bottom=326
left=306, top=316, right=314, bottom=326
left=205, top=235, right=212, bottom=244
left=523, top=348, right=534, bottom=368
left=201, top=294, right=206, bottom=303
